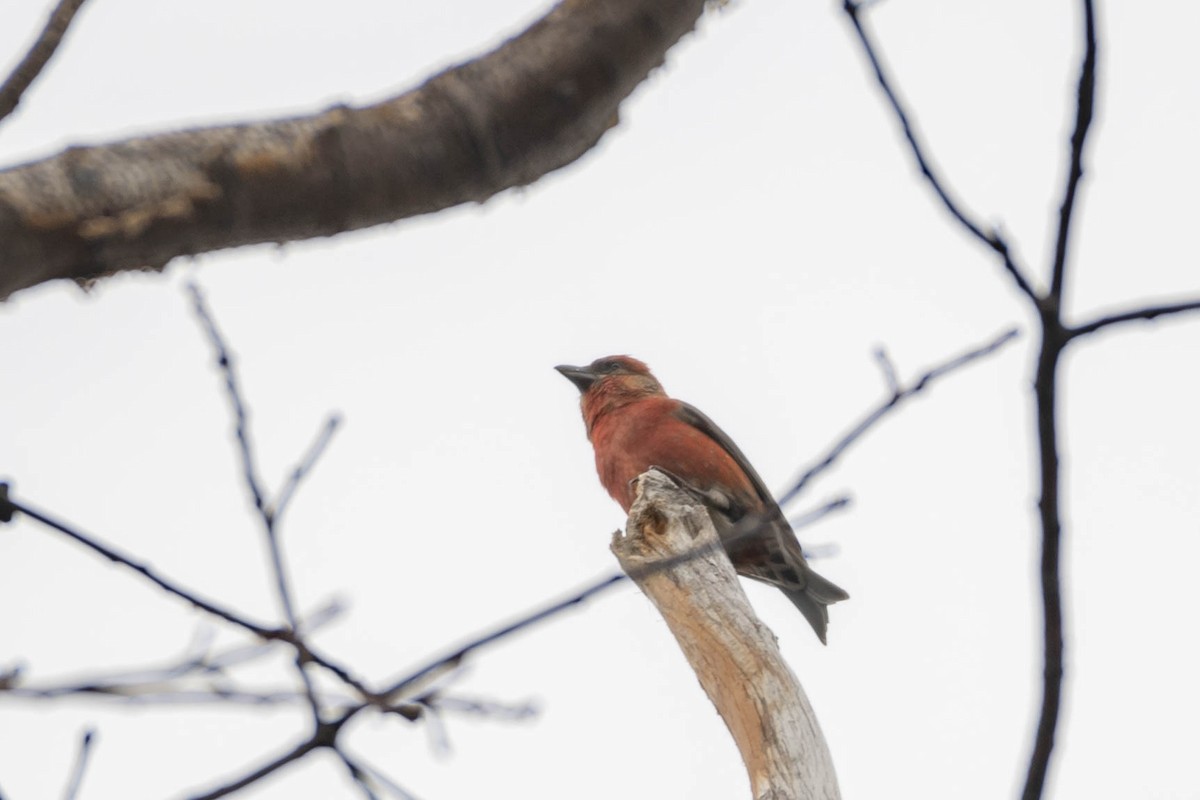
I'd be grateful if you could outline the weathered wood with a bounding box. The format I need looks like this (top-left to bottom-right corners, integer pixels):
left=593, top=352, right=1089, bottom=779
left=612, top=469, right=840, bottom=800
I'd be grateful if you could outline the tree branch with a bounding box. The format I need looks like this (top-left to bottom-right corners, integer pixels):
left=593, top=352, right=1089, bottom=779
left=0, top=488, right=376, bottom=701
left=1069, top=298, right=1200, bottom=339
left=612, top=470, right=841, bottom=799
left=60, top=727, right=95, bottom=800
left=184, top=710, right=358, bottom=800
left=777, top=326, right=1020, bottom=507
left=0, top=0, right=709, bottom=299
left=189, top=282, right=350, bottom=727
left=0, top=0, right=89, bottom=126
left=841, top=0, right=1038, bottom=301
left=1048, top=0, right=1098, bottom=304
left=1021, top=5, right=1097, bottom=798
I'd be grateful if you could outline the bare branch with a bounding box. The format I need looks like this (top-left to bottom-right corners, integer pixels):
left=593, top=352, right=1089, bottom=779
left=184, top=709, right=359, bottom=800
left=1021, top=6, right=1097, bottom=797
left=271, top=414, right=342, bottom=523
left=0, top=488, right=375, bottom=700
left=873, top=346, right=900, bottom=395
left=2, top=493, right=278, bottom=638
left=788, top=495, right=852, bottom=532
left=350, top=759, right=421, bottom=800
left=8, top=684, right=325, bottom=707
left=378, top=573, right=628, bottom=702
left=0, top=0, right=709, bottom=299
left=60, top=727, right=95, bottom=800
left=189, top=282, right=323, bottom=724
left=339, top=752, right=382, bottom=800
left=188, top=283, right=267, bottom=516
left=1069, top=298, right=1200, bottom=339
left=1048, top=0, right=1098, bottom=303
left=777, top=327, right=1020, bottom=507
left=841, top=1, right=1038, bottom=301
left=0, top=0, right=89, bottom=127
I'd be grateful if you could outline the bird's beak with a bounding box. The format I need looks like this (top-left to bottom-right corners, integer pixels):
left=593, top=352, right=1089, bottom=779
left=555, top=364, right=598, bottom=393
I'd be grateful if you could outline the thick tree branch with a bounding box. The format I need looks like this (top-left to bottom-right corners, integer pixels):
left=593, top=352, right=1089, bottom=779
left=0, top=0, right=708, bottom=299
left=612, top=470, right=841, bottom=800
left=0, top=0, right=89, bottom=126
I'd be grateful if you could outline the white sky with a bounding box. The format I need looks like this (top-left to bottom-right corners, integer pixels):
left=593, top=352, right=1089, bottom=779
left=1, top=1, right=1198, bottom=798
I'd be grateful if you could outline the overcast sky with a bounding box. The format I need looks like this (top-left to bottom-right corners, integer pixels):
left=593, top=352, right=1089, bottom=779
left=1, top=1, right=1198, bottom=798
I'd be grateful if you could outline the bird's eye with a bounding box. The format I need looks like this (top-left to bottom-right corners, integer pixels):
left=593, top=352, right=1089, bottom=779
left=597, top=360, right=621, bottom=373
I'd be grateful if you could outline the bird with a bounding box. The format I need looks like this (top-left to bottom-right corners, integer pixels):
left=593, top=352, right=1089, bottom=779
left=556, top=355, right=848, bottom=644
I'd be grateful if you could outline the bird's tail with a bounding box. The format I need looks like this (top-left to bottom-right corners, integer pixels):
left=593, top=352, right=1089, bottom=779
left=782, top=566, right=850, bottom=645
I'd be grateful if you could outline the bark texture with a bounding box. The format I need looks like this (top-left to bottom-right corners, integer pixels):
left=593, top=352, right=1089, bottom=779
left=612, top=469, right=841, bottom=800
left=0, top=0, right=707, bottom=299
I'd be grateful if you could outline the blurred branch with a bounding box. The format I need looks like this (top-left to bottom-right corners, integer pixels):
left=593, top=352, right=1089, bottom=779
left=272, top=415, right=343, bottom=524
left=185, top=709, right=360, bottom=800
left=378, top=573, right=628, bottom=702
left=0, top=0, right=89, bottom=126
left=351, top=759, right=421, bottom=800
left=1069, top=298, right=1200, bottom=339
left=60, top=728, right=95, bottom=800
left=841, top=0, right=1038, bottom=301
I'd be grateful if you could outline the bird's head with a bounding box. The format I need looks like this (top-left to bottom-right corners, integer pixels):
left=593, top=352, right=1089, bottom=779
left=556, top=356, right=665, bottom=430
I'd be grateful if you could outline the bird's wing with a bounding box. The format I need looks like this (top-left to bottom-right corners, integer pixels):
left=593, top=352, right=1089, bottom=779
left=671, top=401, right=780, bottom=512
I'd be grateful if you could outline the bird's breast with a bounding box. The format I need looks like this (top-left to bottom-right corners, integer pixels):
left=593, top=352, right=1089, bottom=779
left=588, top=399, right=743, bottom=513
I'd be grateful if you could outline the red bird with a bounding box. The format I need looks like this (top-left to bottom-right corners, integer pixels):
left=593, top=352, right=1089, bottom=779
left=557, top=355, right=848, bottom=644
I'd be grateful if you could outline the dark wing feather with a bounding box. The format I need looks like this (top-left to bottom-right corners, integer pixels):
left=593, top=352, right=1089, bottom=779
left=671, top=401, right=780, bottom=511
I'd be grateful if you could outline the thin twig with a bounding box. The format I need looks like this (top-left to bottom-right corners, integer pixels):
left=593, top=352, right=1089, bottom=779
left=271, top=415, right=342, bottom=523
left=185, top=709, right=359, bottom=800
left=0, top=490, right=376, bottom=701
left=187, top=283, right=267, bottom=516
left=189, top=282, right=323, bottom=724
left=9, top=684, right=332, bottom=707
left=1048, top=0, right=1098, bottom=303
left=426, top=695, right=539, bottom=721
left=0, top=0, right=89, bottom=126
left=873, top=347, right=900, bottom=395
left=60, top=728, right=95, bottom=800
left=3, top=495, right=279, bottom=638
left=352, top=758, right=422, bottom=800
left=788, top=495, right=852, bottom=531
left=777, top=327, right=1020, bottom=507
left=378, top=573, right=629, bottom=701
left=841, top=0, right=1038, bottom=301
left=1069, top=298, right=1200, bottom=339
left=339, top=752, right=382, bottom=800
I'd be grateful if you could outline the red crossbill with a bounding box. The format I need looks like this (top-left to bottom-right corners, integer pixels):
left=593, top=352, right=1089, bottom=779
left=557, top=355, right=848, bottom=644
